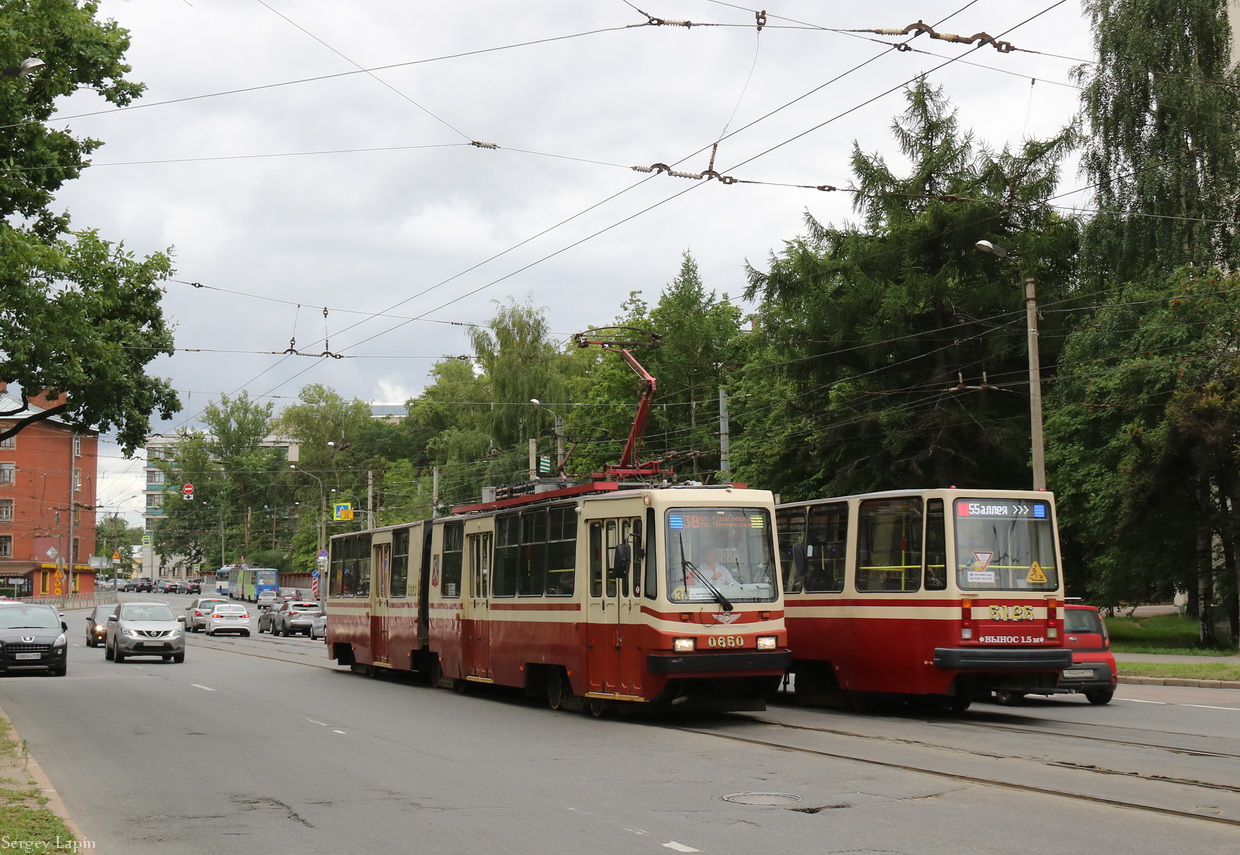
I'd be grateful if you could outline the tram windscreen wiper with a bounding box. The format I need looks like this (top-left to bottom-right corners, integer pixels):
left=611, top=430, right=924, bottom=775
left=676, top=534, right=733, bottom=611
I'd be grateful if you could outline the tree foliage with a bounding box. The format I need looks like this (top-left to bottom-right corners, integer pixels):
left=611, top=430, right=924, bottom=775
left=1075, top=0, right=1240, bottom=284
left=0, top=0, right=178, bottom=452
left=736, top=79, right=1078, bottom=500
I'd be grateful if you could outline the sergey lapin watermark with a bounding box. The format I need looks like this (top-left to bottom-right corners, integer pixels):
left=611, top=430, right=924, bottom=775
left=0, top=838, right=94, bottom=852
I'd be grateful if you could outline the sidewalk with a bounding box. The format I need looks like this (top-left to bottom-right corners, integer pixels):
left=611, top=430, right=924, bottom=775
left=1116, top=651, right=1240, bottom=689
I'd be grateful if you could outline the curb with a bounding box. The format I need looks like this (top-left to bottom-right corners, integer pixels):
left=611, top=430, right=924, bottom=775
left=1118, top=675, right=1240, bottom=689
left=0, top=706, right=84, bottom=843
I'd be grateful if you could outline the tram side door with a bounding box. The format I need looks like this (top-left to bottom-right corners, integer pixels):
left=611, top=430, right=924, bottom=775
left=585, top=517, right=641, bottom=697
left=371, top=541, right=392, bottom=666
left=464, top=530, right=492, bottom=679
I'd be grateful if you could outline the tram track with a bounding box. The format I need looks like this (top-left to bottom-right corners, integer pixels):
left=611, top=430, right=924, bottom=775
left=666, top=714, right=1240, bottom=828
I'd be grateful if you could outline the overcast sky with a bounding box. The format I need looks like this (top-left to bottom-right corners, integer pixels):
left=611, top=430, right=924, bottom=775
left=52, top=1, right=1096, bottom=521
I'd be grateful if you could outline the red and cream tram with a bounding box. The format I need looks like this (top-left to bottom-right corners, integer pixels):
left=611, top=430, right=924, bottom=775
left=324, top=482, right=790, bottom=713
left=776, top=488, right=1072, bottom=711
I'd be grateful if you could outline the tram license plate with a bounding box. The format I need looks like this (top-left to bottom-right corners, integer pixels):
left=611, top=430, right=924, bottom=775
left=1062, top=668, right=1093, bottom=679
left=14, top=653, right=40, bottom=661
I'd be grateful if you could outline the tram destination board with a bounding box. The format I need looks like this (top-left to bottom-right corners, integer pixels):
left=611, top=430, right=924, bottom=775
left=954, top=499, right=1049, bottom=520
left=669, top=509, right=767, bottom=530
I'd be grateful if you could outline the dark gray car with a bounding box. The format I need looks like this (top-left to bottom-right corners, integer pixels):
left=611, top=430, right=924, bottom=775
left=0, top=603, right=68, bottom=676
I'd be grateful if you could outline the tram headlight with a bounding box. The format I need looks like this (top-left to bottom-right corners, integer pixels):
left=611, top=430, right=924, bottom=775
left=672, top=638, right=696, bottom=653
left=756, top=636, right=777, bottom=651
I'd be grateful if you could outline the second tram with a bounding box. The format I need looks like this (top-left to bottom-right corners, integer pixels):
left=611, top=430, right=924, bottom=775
left=776, top=488, right=1072, bottom=711
left=324, top=482, right=791, bottom=713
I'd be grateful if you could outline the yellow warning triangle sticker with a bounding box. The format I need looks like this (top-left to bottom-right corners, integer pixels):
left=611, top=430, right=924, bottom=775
left=1026, top=561, right=1048, bottom=584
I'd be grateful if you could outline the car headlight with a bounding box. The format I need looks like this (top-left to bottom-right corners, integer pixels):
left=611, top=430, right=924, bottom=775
left=672, top=638, right=696, bottom=653
left=171, top=625, right=184, bottom=636
left=123, top=627, right=142, bottom=639
left=53, top=634, right=67, bottom=648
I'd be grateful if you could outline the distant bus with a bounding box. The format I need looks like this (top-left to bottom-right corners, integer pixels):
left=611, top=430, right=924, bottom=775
left=229, top=566, right=279, bottom=601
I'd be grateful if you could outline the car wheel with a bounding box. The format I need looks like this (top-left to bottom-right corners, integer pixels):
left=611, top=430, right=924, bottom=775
left=1085, top=689, right=1114, bottom=705
left=243, top=631, right=251, bottom=637
left=114, top=647, right=127, bottom=663
left=173, top=652, right=185, bottom=663
left=162, top=655, right=172, bottom=661
left=105, top=641, right=114, bottom=661
left=50, top=663, right=67, bottom=677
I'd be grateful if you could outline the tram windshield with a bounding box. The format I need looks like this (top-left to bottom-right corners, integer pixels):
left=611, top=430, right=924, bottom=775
left=953, top=498, right=1059, bottom=591
left=664, top=507, right=778, bottom=604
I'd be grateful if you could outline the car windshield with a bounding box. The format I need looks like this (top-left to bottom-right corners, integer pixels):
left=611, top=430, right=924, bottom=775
left=120, top=605, right=176, bottom=621
left=0, top=608, right=59, bottom=630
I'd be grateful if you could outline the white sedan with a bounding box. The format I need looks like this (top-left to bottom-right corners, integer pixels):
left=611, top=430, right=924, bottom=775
left=203, top=603, right=252, bottom=637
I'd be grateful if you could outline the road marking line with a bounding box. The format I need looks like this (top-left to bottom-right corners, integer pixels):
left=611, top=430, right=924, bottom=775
left=1184, top=704, right=1240, bottom=711
left=663, top=844, right=699, bottom=853
left=191, top=684, right=215, bottom=691
left=1121, top=698, right=1168, bottom=704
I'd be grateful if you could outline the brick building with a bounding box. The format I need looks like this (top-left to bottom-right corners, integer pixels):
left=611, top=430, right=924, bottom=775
left=0, top=384, right=99, bottom=597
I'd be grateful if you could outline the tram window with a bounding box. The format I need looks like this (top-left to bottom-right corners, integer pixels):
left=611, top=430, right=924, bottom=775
left=925, top=500, right=947, bottom=590
left=440, top=521, right=464, bottom=598
left=493, top=514, right=519, bottom=597
left=546, top=505, right=576, bottom=596
left=391, top=527, right=410, bottom=598
left=643, top=508, right=656, bottom=600
left=518, top=509, right=547, bottom=596
left=589, top=521, right=603, bottom=597
left=856, top=498, right=922, bottom=593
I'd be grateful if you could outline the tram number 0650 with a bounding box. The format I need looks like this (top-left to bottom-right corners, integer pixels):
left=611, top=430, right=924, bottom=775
left=706, top=635, right=746, bottom=648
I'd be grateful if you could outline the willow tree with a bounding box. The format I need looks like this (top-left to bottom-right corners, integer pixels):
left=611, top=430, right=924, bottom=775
left=1074, top=0, right=1240, bottom=284
left=735, top=79, right=1078, bottom=499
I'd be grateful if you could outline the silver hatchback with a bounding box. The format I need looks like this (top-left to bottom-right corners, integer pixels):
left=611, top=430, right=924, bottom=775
left=106, top=601, right=186, bottom=663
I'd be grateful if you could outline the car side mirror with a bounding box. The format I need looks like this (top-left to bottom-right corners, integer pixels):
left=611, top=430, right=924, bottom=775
left=61, top=621, right=68, bottom=632
left=178, top=615, right=187, bottom=622
left=107, top=615, right=118, bottom=622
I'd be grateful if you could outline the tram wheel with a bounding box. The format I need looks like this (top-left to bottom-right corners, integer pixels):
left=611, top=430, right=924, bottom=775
left=546, top=669, right=570, bottom=710
left=587, top=697, right=608, bottom=717
left=943, top=695, right=972, bottom=714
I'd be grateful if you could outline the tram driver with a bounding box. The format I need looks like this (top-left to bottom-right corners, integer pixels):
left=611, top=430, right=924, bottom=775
left=699, top=546, right=738, bottom=586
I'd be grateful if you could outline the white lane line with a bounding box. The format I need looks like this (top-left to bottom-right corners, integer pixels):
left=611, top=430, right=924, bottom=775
left=1184, top=704, right=1240, bottom=711
left=331, top=729, right=347, bottom=734
left=1121, top=698, right=1168, bottom=704
left=190, top=684, right=215, bottom=691
left=663, top=844, right=700, bottom=853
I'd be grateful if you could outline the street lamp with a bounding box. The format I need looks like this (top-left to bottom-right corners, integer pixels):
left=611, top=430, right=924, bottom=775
left=3, top=57, right=45, bottom=78
left=530, top=399, right=565, bottom=477
left=975, top=239, right=1046, bottom=491
left=290, top=465, right=326, bottom=555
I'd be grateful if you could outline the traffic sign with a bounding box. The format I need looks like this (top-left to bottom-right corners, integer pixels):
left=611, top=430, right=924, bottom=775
left=182, top=483, right=194, bottom=501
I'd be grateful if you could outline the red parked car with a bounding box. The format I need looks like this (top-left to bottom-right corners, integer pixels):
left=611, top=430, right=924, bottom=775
left=996, top=603, right=1118, bottom=705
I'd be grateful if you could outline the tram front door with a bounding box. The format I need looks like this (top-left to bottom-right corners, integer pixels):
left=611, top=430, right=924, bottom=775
left=585, top=517, right=642, bottom=698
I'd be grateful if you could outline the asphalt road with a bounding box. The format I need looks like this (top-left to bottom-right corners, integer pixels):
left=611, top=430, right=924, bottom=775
left=2, top=597, right=1239, bottom=855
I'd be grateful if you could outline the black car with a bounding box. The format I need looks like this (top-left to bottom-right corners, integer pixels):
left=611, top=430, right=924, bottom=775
left=131, top=577, right=154, bottom=593
left=0, top=603, right=68, bottom=676
left=185, top=580, right=202, bottom=594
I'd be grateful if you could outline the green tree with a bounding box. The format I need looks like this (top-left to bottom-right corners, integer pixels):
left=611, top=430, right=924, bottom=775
left=1074, top=0, right=1240, bottom=286
left=736, top=79, right=1078, bottom=499
left=1, top=0, right=178, bottom=452
left=1047, top=270, right=1240, bottom=642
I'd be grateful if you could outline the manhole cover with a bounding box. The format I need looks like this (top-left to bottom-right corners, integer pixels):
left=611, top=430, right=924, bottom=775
left=722, top=792, right=803, bottom=806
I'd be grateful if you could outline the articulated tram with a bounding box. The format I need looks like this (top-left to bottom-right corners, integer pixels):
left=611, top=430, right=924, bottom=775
left=776, top=488, right=1072, bottom=711
left=323, top=482, right=790, bottom=713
